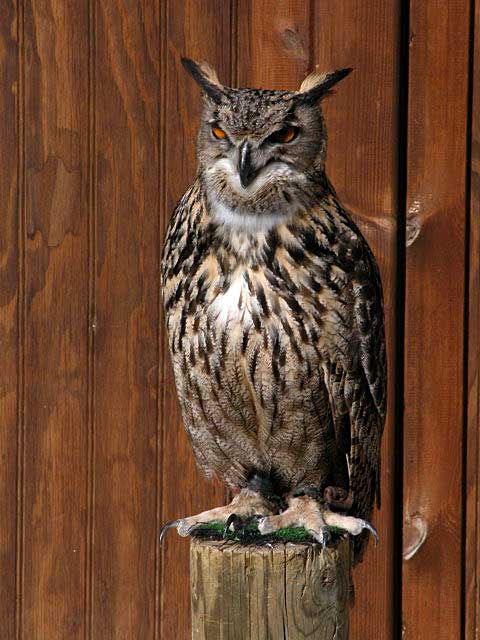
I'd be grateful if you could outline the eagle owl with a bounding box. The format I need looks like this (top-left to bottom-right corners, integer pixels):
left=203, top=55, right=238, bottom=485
left=161, top=58, right=386, bottom=563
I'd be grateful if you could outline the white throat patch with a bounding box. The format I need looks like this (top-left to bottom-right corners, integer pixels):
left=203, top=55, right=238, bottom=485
left=210, top=198, right=294, bottom=233
left=206, top=158, right=303, bottom=233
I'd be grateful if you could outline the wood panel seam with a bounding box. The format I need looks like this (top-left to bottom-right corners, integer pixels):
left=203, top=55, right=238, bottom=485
left=463, top=3, right=477, bottom=638
left=465, top=1, right=480, bottom=637
left=85, top=0, right=97, bottom=636
left=15, top=0, right=26, bottom=636
left=394, top=0, right=411, bottom=635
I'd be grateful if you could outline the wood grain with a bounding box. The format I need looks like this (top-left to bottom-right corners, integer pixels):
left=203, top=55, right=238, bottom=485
left=190, top=538, right=350, bottom=640
left=160, top=2, right=231, bottom=638
left=403, top=1, right=471, bottom=638
left=466, top=1, right=480, bottom=638
left=314, top=3, right=400, bottom=638
left=236, top=0, right=311, bottom=89
left=0, top=2, right=20, bottom=637
left=21, top=1, right=90, bottom=636
left=91, top=1, right=160, bottom=637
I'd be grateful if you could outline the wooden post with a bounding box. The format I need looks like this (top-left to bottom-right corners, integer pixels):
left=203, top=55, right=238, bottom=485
left=190, top=538, right=350, bottom=640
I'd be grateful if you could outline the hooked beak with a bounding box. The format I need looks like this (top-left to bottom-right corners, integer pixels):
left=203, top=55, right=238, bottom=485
left=238, top=141, right=257, bottom=188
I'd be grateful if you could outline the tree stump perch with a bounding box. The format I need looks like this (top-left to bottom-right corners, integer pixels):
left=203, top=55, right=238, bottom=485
left=190, top=537, right=351, bottom=639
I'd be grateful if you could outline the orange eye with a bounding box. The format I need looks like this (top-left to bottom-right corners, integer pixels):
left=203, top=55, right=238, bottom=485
left=212, top=125, right=227, bottom=140
left=269, top=126, right=298, bottom=144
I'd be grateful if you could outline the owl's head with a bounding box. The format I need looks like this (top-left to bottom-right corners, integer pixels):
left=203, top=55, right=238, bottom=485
left=182, top=58, right=352, bottom=222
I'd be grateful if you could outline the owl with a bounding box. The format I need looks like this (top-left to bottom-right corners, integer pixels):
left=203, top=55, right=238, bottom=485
left=161, top=58, right=386, bottom=563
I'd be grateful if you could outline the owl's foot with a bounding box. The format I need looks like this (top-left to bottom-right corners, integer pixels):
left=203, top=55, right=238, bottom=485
left=159, top=488, right=277, bottom=544
left=257, top=495, right=378, bottom=548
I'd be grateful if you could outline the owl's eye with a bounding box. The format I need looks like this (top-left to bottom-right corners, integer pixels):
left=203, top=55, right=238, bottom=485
left=212, top=125, right=227, bottom=140
left=268, top=126, right=298, bottom=144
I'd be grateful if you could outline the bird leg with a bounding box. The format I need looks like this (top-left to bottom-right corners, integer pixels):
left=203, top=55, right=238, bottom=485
left=160, top=488, right=278, bottom=543
left=257, top=495, right=378, bottom=547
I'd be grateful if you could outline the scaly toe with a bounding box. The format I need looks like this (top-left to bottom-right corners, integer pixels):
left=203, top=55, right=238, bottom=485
left=159, top=519, right=181, bottom=544
left=160, top=517, right=221, bottom=543
left=323, top=510, right=379, bottom=543
left=257, top=496, right=326, bottom=541
left=177, top=519, right=197, bottom=537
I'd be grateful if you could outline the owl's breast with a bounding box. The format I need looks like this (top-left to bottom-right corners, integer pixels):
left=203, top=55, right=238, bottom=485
left=162, top=205, right=359, bottom=487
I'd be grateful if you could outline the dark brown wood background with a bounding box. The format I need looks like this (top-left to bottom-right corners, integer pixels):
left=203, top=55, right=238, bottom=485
left=0, top=1, right=478, bottom=638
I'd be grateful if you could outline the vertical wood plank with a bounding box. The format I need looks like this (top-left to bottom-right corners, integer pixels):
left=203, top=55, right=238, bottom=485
left=0, top=2, right=20, bottom=638
left=466, top=2, right=479, bottom=638
left=22, top=0, right=89, bottom=636
left=85, top=1, right=96, bottom=635
left=92, top=1, right=160, bottom=637
left=403, top=1, right=470, bottom=638
left=160, top=2, right=232, bottom=637
left=314, top=3, right=400, bottom=638
left=236, top=0, right=311, bottom=89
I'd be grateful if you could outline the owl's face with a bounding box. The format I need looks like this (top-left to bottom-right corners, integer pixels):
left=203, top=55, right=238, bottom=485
left=182, top=59, right=352, bottom=220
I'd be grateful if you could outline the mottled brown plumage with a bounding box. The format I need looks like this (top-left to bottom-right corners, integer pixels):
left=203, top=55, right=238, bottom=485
left=161, top=59, right=386, bottom=563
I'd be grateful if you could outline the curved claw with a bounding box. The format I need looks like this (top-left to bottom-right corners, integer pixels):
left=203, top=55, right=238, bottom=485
left=159, top=520, right=180, bottom=545
left=224, top=513, right=242, bottom=538
left=320, top=526, right=331, bottom=548
left=362, top=521, right=379, bottom=545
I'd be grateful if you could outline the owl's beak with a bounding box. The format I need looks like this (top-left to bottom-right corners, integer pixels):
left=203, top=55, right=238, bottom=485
left=238, top=141, right=256, bottom=188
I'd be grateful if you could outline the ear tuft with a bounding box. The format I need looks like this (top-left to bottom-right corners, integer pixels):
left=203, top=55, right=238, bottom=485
left=181, top=57, right=224, bottom=104
left=299, top=72, right=328, bottom=93
left=296, top=67, right=353, bottom=103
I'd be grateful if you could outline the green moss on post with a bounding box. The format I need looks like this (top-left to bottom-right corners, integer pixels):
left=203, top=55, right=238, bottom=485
left=191, top=521, right=345, bottom=544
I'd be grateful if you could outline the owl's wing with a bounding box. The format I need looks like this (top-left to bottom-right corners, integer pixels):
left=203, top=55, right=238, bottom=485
left=324, top=230, right=387, bottom=522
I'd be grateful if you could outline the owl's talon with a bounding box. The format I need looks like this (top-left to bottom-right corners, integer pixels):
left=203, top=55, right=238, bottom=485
left=361, top=520, right=379, bottom=545
left=224, top=513, right=242, bottom=537
left=159, top=520, right=180, bottom=545
left=319, top=526, right=331, bottom=548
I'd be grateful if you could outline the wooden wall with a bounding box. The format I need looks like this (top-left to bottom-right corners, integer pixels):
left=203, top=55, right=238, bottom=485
left=0, top=1, right=477, bottom=638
